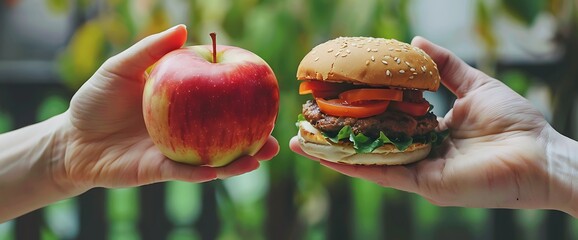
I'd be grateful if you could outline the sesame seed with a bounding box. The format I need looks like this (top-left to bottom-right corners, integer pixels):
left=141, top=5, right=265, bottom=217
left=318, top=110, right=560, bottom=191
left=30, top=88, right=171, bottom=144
left=386, top=70, right=391, bottom=77
left=381, top=60, right=388, bottom=65
left=335, top=52, right=341, bottom=57
left=399, top=70, right=405, bottom=74
left=395, top=49, right=402, bottom=52
left=366, top=60, right=370, bottom=66
left=421, top=66, right=427, bottom=72
left=383, top=56, right=391, bottom=59
left=367, top=48, right=371, bottom=52
left=327, top=48, right=334, bottom=53
left=346, top=49, right=351, bottom=54
left=413, top=72, right=418, bottom=75
left=314, top=57, right=319, bottom=61
left=396, top=58, right=401, bottom=64
left=372, top=49, right=378, bottom=52
left=410, top=68, right=416, bottom=72
left=389, top=48, right=394, bottom=51
left=409, top=75, right=415, bottom=79
left=371, top=56, right=375, bottom=61
left=405, top=61, right=412, bottom=67
left=429, top=71, right=433, bottom=75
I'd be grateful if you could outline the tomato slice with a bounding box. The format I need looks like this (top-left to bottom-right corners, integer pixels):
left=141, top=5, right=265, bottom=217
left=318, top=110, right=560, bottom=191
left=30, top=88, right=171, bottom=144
left=339, top=88, right=403, bottom=103
left=389, top=101, right=430, bottom=117
left=299, top=81, right=352, bottom=95
left=316, top=98, right=390, bottom=118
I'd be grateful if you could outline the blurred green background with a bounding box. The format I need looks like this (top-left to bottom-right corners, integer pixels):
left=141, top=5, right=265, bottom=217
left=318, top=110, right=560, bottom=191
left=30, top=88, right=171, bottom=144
left=1, top=0, right=577, bottom=239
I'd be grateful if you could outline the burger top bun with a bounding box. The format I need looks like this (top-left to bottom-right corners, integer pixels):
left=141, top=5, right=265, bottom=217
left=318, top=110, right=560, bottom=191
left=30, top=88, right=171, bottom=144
left=297, top=37, right=441, bottom=91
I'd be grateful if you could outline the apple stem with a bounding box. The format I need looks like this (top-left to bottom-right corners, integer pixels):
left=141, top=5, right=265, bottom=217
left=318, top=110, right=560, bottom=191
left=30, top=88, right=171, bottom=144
left=210, top=32, right=217, bottom=63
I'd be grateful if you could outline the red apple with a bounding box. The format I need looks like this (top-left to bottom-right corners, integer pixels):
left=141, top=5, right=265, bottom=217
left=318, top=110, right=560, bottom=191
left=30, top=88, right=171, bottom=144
left=143, top=33, right=279, bottom=167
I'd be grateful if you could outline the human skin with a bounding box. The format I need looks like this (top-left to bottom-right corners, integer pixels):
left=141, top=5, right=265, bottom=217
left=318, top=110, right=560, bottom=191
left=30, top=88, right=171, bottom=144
left=290, top=36, right=578, bottom=217
left=0, top=25, right=280, bottom=222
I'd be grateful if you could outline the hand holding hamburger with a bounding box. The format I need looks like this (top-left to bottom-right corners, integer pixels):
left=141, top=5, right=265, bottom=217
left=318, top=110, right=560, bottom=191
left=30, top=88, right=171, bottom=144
left=295, top=36, right=447, bottom=165
left=291, top=36, right=578, bottom=217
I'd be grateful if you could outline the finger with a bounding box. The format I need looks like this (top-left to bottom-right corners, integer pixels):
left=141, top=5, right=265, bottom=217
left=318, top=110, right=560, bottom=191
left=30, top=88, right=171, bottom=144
left=411, top=36, right=489, bottom=98
left=289, top=136, right=322, bottom=162
left=159, top=159, right=218, bottom=183
left=253, top=136, right=280, bottom=161
left=320, top=160, right=420, bottom=193
left=216, top=156, right=260, bottom=179
left=101, top=24, right=188, bottom=80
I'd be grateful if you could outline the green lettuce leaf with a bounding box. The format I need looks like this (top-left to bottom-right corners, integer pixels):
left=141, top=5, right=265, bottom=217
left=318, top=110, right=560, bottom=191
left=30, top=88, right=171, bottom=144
left=295, top=114, right=449, bottom=154
left=328, top=125, right=352, bottom=143
left=296, top=114, right=306, bottom=127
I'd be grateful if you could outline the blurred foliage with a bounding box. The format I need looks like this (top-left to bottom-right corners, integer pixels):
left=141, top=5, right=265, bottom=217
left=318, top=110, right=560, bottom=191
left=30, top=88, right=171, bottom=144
left=501, top=0, right=547, bottom=25
left=0, top=0, right=574, bottom=239
left=0, top=111, right=12, bottom=133
left=36, top=95, right=69, bottom=122
left=500, top=71, right=531, bottom=96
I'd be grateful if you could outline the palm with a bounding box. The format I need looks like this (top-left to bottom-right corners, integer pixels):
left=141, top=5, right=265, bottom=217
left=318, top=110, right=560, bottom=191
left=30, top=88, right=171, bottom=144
left=414, top=79, right=549, bottom=208
left=65, top=70, right=169, bottom=188
left=57, top=26, right=278, bottom=190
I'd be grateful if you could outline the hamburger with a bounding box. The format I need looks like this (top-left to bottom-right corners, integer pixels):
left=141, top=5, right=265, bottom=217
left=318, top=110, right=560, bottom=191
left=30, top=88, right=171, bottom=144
left=296, top=37, right=447, bottom=165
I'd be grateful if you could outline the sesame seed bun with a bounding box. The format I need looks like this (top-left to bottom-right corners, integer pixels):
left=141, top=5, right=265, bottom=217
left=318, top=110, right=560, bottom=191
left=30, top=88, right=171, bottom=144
left=297, top=37, right=441, bottom=91
left=297, top=121, right=431, bottom=165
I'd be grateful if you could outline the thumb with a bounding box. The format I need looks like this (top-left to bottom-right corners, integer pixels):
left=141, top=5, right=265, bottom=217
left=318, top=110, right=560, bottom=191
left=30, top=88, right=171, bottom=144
left=411, top=36, right=489, bottom=98
left=100, top=24, right=188, bottom=80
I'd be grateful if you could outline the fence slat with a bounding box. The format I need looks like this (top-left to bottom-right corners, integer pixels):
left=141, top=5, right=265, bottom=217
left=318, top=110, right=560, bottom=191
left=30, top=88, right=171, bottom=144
left=327, top=177, right=353, bottom=240
left=77, top=188, right=107, bottom=240
left=266, top=178, right=297, bottom=240
left=15, top=211, right=42, bottom=240
left=383, top=193, right=414, bottom=240
left=196, top=182, right=219, bottom=240
left=491, top=209, right=520, bottom=240
left=140, top=183, right=171, bottom=240
left=544, top=211, right=570, bottom=240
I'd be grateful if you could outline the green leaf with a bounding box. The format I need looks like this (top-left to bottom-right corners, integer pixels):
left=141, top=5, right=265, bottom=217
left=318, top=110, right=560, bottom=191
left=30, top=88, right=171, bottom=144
left=501, top=71, right=530, bottom=96
left=45, top=0, right=70, bottom=14
left=57, top=20, right=107, bottom=90
left=296, top=114, right=306, bottom=127
left=432, top=129, right=450, bottom=147
left=330, top=125, right=353, bottom=143
left=349, top=132, right=373, bottom=153
left=36, top=95, right=69, bottom=122
left=319, top=124, right=450, bottom=154
left=0, top=111, right=12, bottom=133
left=475, top=0, right=498, bottom=50
left=381, top=132, right=413, bottom=151
left=501, top=0, right=547, bottom=25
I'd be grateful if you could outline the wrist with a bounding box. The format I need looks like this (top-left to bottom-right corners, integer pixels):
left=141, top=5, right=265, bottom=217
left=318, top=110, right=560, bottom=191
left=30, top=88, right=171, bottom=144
left=48, top=111, right=88, bottom=197
left=0, top=112, right=85, bottom=222
left=543, top=126, right=578, bottom=217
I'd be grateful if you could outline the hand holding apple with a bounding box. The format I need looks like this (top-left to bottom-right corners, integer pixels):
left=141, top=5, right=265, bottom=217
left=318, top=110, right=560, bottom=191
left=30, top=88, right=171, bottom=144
left=143, top=33, right=279, bottom=167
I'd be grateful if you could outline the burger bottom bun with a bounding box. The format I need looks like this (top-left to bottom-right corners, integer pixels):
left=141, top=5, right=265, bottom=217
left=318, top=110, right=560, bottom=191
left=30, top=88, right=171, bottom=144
left=297, top=121, right=432, bottom=165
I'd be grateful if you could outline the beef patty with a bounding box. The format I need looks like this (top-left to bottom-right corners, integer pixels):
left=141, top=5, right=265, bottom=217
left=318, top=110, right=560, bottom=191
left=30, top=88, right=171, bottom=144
left=302, top=100, right=438, bottom=139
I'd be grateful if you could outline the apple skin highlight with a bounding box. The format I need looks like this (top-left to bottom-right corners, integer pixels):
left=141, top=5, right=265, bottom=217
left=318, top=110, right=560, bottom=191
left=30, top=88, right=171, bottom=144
left=143, top=45, right=279, bottom=167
